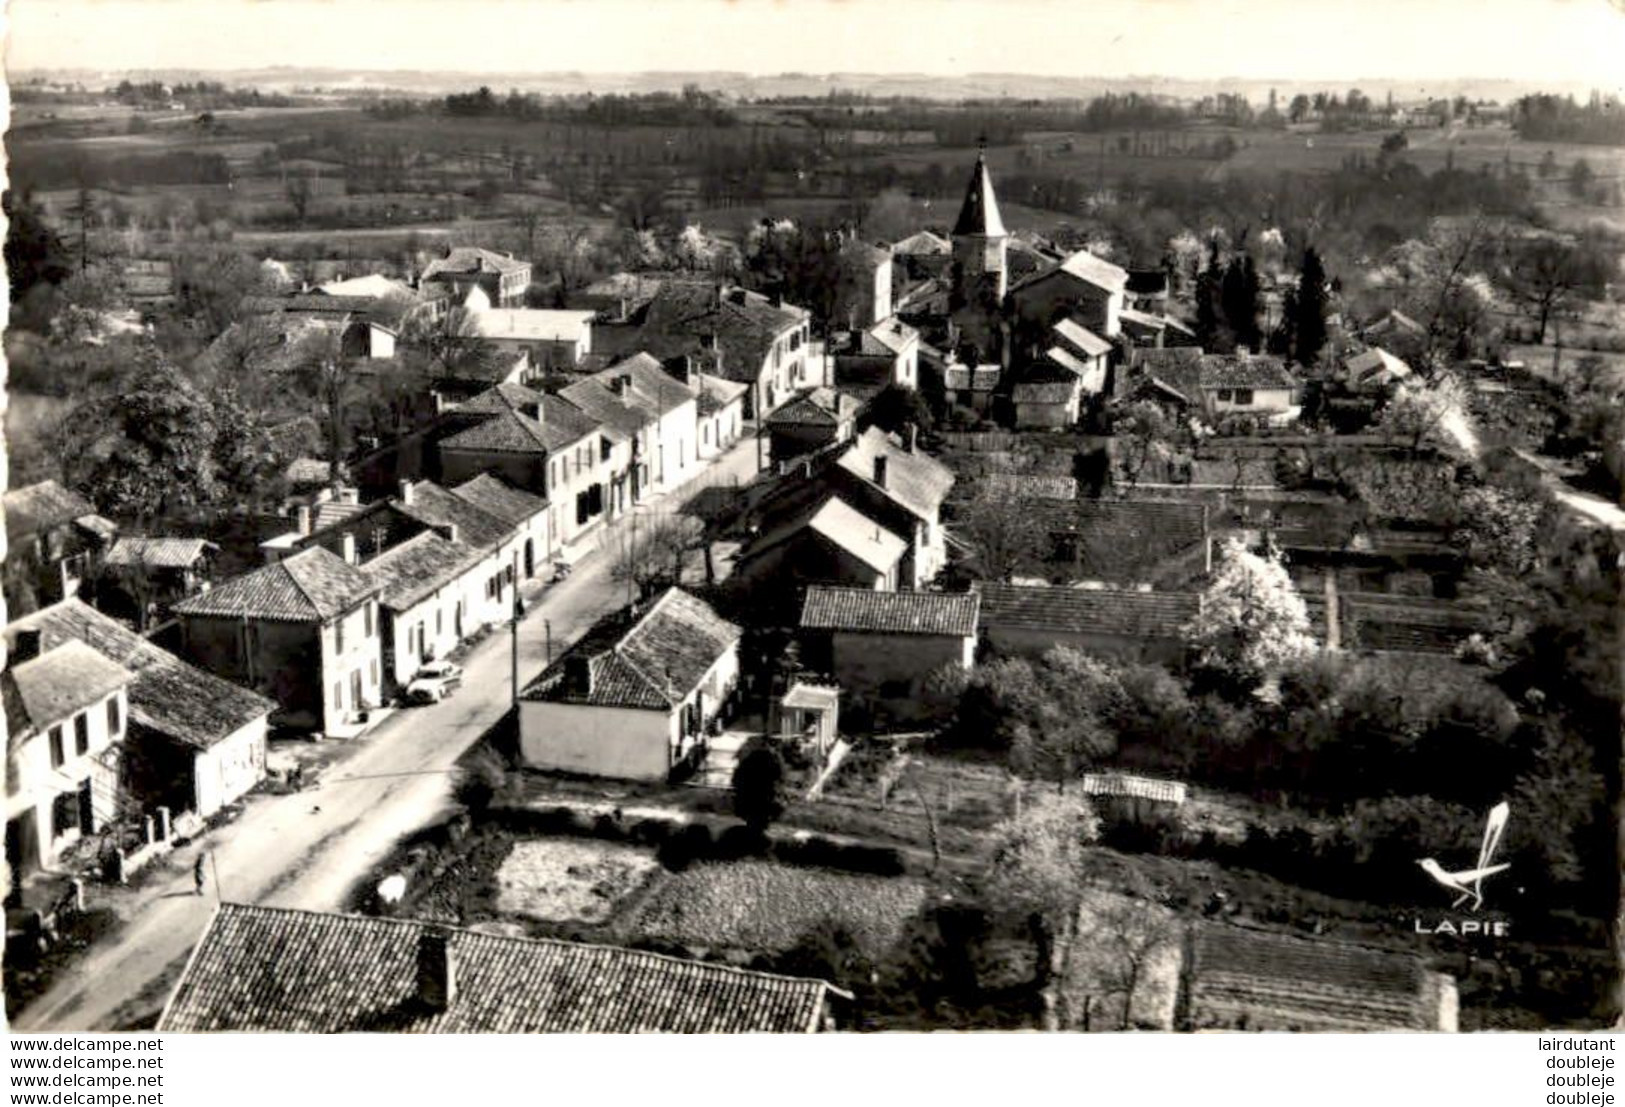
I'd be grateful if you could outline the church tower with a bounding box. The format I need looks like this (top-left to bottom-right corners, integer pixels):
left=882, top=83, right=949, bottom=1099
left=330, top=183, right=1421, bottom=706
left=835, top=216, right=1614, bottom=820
left=951, top=151, right=1009, bottom=308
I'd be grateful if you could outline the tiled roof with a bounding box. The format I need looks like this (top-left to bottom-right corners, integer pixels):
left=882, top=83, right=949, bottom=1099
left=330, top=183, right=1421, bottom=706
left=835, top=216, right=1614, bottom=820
left=359, top=532, right=487, bottom=612
left=944, top=364, right=1000, bottom=392
left=982, top=473, right=1079, bottom=501
left=454, top=382, right=546, bottom=418
left=394, top=481, right=512, bottom=553
left=1015, top=248, right=1129, bottom=294
left=976, top=582, right=1199, bottom=640
left=159, top=903, right=840, bottom=1033
left=1037, top=499, right=1210, bottom=584
left=835, top=428, right=955, bottom=522
left=422, top=246, right=530, bottom=279
left=449, top=473, right=547, bottom=525
left=104, top=537, right=215, bottom=570
left=1081, top=772, right=1187, bottom=805
left=1053, top=318, right=1112, bottom=358
left=523, top=588, right=742, bottom=710
left=439, top=394, right=601, bottom=456
left=4, top=480, right=97, bottom=541
left=3, top=640, right=133, bottom=744
left=766, top=387, right=862, bottom=427
left=318, top=274, right=420, bottom=301
left=1345, top=348, right=1413, bottom=388
left=239, top=293, right=379, bottom=319
left=951, top=153, right=1007, bottom=238
left=697, top=373, right=749, bottom=416
left=747, top=496, right=907, bottom=575
left=862, top=318, right=919, bottom=357
left=175, top=546, right=378, bottom=624
left=890, top=230, right=952, bottom=256
left=560, top=354, right=693, bottom=437
left=1198, top=354, right=1297, bottom=391
left=800, top=586, right=979, bottom=637
left=283, top=458, right=332, bottom=486
left=9, top=600, right=274, bottom=750
left=470, top=308, right=595, bottom=344
left=1188, top=923, right=1450, bottom=1032
left=641, top=284, right=805, bottom=385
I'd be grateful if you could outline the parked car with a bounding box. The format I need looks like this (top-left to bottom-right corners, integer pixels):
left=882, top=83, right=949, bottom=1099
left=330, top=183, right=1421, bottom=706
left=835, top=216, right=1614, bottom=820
left=404, top=660, right=464, bottom=705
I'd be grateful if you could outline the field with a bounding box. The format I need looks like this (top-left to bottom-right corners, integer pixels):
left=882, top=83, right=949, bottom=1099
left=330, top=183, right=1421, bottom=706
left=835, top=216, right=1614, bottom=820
left=493, top=839, right=660, bottom=925
left=613, top=860, right=930, bottom=957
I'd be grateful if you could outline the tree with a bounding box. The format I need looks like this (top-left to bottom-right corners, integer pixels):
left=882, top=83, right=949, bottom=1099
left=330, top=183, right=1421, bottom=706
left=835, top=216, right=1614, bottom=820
left=1194, top=238, right=1230, bottom=352
left=1185, top=536, right=1314, bottom=691
left=1075, top=889, right=1180, bottom=1031
left=955, top=489, right=1048, bottom=582
left=1290, top=247, right=1330, bottom=368
left=1379, top=131, right=1409, bottom=158
left=403, top=305, right=499, bottom=381
left=608, top=512, right=707, bottom=599
left=1538, top=150, right=1557, bottom=179
left=1497, top=235, right=1614, bottom=345
left=1113, top=399, right=1176, bottom=488
left=732, top=743, right=788, bottom=831
left=985, top=791, right=1100, bottom=1029
left=4, top=189, right=73, bottom=316
left=1569, top=158, right=1595, bottom=201
left=294, top=329, right=361, bottom=486
left=1008, top=649, right=1123, bottom=792
left=1220, top=253, right=1262, bottom=351
left=286, top=176, right=314, bottom=227
left=1376, top=374, right=1479, bottom=459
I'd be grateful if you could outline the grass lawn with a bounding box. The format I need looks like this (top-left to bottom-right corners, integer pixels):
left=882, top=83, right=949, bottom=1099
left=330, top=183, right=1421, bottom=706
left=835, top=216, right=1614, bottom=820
left=613, top=860, right=930, bottom=957
left=494, top=839, right=659, bottom=925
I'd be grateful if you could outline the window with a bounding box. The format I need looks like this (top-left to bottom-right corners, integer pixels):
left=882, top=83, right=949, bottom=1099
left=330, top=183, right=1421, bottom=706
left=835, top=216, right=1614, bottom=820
left=48, top=726, right=65, bottom=768
left=107, top=696, right=122, bottom=737
left=370, top=660, right=380, bottom=687
left=703, top=423, right=710, bottom=445
left=436, top=609, right=444, bottom=636
left=1233, top=388, right=1254, bottom=405
left=333, top=682, right=344, bottom=710
left=1215, top=389, right=1233, bottom=402
left=600, top=436, right=613, bottom=463
left=335, top=615, right=345, bottom=655
left=72, top=714, right=89, bottom=757
left=364, top=603, right=374, bottom=638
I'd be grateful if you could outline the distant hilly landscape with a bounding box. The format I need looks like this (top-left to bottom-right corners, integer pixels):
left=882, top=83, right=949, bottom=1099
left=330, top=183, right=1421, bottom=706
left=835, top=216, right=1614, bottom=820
left=13, top=67, right=1601, bottom=104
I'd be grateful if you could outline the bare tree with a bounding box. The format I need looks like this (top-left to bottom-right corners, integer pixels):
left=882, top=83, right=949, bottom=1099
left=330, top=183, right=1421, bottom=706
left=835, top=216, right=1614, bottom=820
left=954, top=489, right=1049, bottom=582
left=608, top=512, right=706, bottom=601
left=286, top=176, right=314, bottom=228
left=1083, top=893, right=1181, bottom=1031
left=404, top=305, right=499, bottom=381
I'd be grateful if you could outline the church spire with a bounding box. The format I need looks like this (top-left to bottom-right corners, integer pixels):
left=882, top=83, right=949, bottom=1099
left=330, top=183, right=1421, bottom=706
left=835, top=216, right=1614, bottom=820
left=952, top=150, right=1007, bottom=239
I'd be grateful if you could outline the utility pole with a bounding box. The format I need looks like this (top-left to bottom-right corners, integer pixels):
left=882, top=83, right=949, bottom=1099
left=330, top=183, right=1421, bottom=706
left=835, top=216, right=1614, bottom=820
left=544, top=618, right=553, bottom=667
left=509, top=569, right=521, bottom=706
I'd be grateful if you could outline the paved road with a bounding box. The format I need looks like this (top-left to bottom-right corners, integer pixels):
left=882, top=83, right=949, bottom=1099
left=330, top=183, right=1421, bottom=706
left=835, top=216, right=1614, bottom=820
left=11, top=439, right=762, bottom=1032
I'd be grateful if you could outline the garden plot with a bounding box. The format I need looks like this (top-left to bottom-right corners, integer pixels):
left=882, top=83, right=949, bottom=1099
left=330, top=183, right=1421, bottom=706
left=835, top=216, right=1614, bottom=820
left=1059, top=889, right=1184, bottom=1032
left=493, top=839, right=660, bottom=925
left=616, top=861, right=929, bottom=956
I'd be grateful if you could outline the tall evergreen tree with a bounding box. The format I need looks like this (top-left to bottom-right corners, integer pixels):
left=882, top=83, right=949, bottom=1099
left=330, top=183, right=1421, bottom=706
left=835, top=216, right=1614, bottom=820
left=1221, top=254, right=1263, bottom=352
left=1194, top=238, right=1230, bottom=352
left=1291, top=248, right=1330, bottom=368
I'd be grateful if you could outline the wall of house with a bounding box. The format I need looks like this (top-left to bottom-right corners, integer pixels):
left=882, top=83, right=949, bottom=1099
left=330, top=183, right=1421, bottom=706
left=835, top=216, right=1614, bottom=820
left=1014, top=397, right=1079, bottom=429
left=1013, top=273, right=1123, bottom=341
left=653, top=398, right=700, bottom=491
left=698, top=401, right=743, bottom=460
left=518, top=701, right=673, bottom=781
left=438, top=448, right=548, bottom=498
left=1208, top=386, right=1297, bottom=415
left=179, top=616, right=321, bottom=729
left=318, top=599, right=384, bottom=733
left=5, top=687, right=128, bottom=871
left=769, top=422, right=847, bottom=462
left=827, top=631, right=972, bottom=723
left=193, top=716, right=268, bottom=818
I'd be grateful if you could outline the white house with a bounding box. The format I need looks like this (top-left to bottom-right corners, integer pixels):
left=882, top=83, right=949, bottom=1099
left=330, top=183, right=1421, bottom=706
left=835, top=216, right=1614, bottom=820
left=469, top=308, right=597, bottom=371
left=4, top=634, right=133, bottom=877
left=560, top=354, right=701, bottom=500
left=518, top=589, right=742, bottom=782
left=696, top=374, right=748, bottom=460
left=358, top=531, right=489, bottom=694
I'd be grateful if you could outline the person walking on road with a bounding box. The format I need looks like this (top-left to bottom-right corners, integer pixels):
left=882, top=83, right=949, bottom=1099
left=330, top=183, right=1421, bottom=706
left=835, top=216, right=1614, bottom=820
left=194, top=852, right=207, bottom=897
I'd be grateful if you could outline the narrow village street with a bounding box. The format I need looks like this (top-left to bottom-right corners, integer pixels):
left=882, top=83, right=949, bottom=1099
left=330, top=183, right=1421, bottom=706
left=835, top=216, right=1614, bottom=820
left=10, top=437, right=764, bottom=1033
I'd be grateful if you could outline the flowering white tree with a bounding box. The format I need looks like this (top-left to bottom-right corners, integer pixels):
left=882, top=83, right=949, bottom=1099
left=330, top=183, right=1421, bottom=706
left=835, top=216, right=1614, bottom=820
left=1378, top=373, right=1480, bottom=459
left=1185, top=537, right=1315, bottom=685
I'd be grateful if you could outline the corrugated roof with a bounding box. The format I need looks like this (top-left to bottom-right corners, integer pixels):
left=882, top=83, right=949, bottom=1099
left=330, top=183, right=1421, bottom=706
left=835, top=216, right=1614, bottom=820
left=359, top=532, right=487, bottom=612
left=3, top=640, right=133, bottom=743
left=1188, top=923, right=1448, bottom=1032
left=523, top=588, right=742, bottom=710
left=4, top=480, right=98, bottom=541
left=450, top=473, right=547, bottom=525
left=800, top=586, right=979, bottom=637
left=159, top=903, right=840, bottom=1033
left=977, top=582, right=1199, bottom=640
left=175, top=546, right=378, bottom=624
left=104, top=537, right=215, bottom=570
left=8, top=600, right=274, bottom=750
left=835, top=428, right=954, bottom=522
left=1081, top=773, right=1187, bottom=805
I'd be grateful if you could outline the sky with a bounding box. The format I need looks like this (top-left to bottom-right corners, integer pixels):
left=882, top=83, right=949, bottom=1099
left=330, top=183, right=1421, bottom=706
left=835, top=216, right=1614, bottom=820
left=6, top=0, right=1625, bottom=88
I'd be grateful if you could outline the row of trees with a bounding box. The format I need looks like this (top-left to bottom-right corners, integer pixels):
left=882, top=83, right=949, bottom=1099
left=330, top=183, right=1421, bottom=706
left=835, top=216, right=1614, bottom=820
left=1514, top=93, right=1625, bottom=146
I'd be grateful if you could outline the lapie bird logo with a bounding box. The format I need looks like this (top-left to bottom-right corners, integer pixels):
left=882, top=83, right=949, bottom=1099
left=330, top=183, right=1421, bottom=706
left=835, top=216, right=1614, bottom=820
left=1417, top=801, right=1510, bottom=911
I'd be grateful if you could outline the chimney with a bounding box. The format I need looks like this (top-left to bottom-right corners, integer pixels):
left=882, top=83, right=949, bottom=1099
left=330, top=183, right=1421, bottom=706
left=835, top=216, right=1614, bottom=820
left=398, top=479, right=415, bottom=506
left=873, top=454, right=888, bottom=488
left=906, top=423, right=918, bottom=453
left=296, top=505, right=313, bottom=536
left=439, top=523, right=461, bottom=545
left=613, top=373, right=634, bottom=400
left=416, top=929, right=456, bottom=1012
left=11, top=628, right=44, bottom=665
left=521, top=400, right=545, bottom=423
left=341, top=533, right=358, bottom=566
left=772, top=292, right=785, bottom=309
